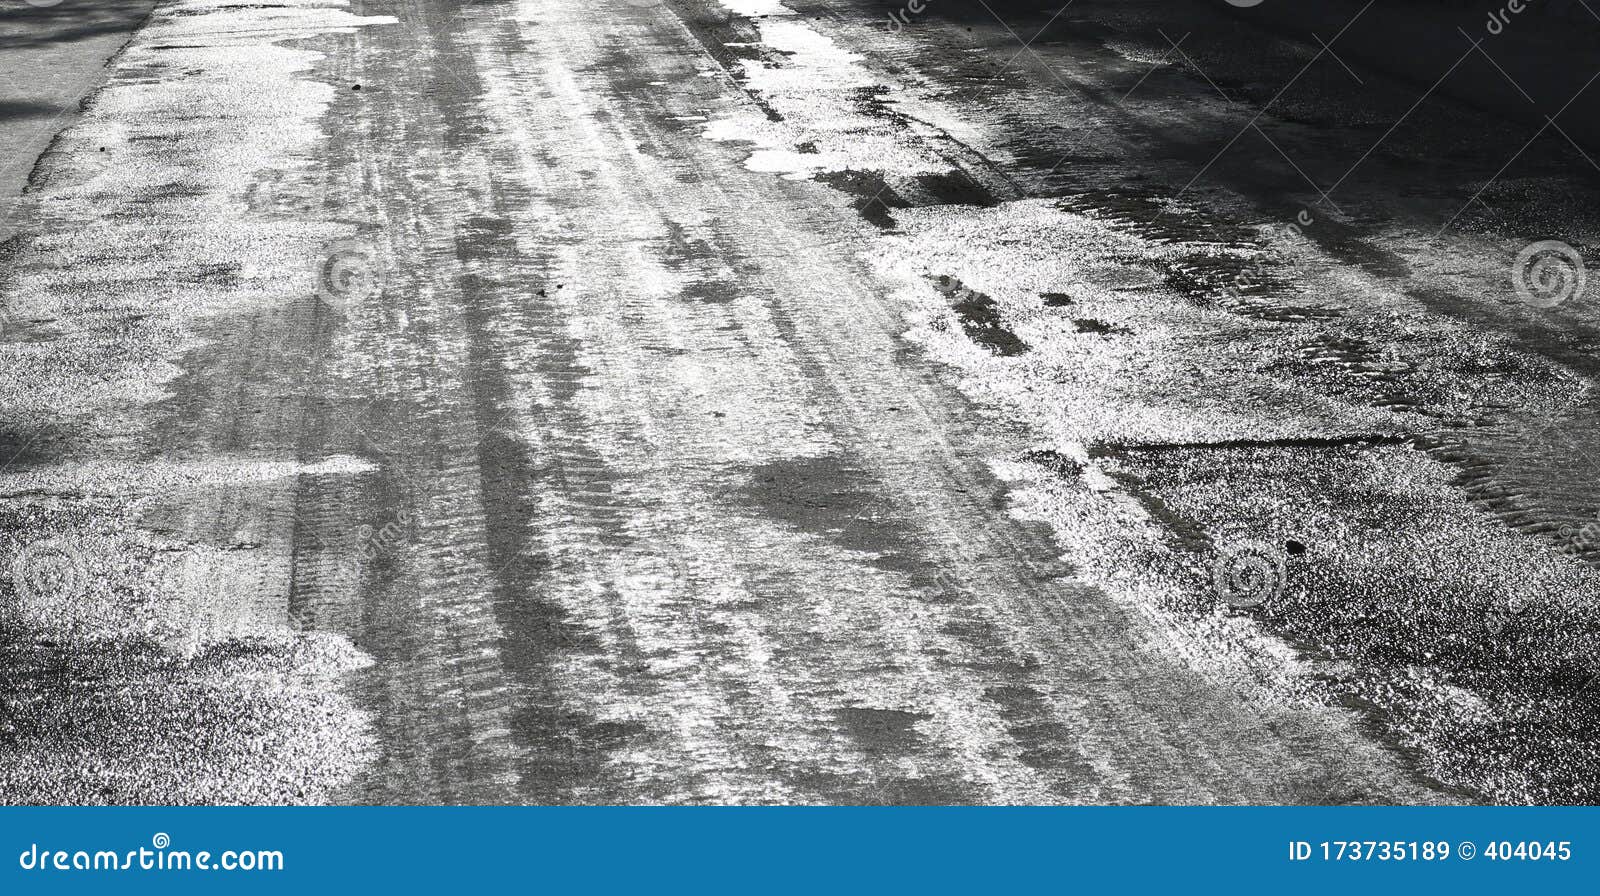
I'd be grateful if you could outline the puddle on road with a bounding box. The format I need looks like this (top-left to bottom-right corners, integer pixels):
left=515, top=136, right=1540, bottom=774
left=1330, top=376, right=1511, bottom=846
left=933, top=274, right=1029, bottom=357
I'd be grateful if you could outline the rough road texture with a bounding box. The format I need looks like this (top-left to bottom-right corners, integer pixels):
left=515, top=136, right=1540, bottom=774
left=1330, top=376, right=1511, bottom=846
left=0, top=0, right=159, bottom=239
left=1, top=0, right=1597, bottom=804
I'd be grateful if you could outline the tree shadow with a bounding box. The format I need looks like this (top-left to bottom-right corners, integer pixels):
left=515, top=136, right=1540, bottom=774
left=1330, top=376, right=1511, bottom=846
left=0, top=1, right=158, bottom=53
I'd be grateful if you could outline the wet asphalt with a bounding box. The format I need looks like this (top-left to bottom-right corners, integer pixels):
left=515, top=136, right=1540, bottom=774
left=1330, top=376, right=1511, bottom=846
left=0, top=0, right=1597, bottom=804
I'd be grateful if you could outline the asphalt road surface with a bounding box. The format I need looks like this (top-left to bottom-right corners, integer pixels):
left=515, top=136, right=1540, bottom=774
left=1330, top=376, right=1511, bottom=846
left=2, top=0, right=1598, bottom=805
left=0, top=0, right=158, bottom=240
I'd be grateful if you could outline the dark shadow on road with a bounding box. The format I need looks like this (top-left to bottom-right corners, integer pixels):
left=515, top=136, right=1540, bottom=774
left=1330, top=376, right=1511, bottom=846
left=0, top=2, right=154, bottom=51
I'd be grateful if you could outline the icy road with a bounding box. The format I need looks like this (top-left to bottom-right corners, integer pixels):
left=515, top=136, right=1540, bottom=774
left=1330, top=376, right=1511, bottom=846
left=2, top=0, right=1599, bottom=805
